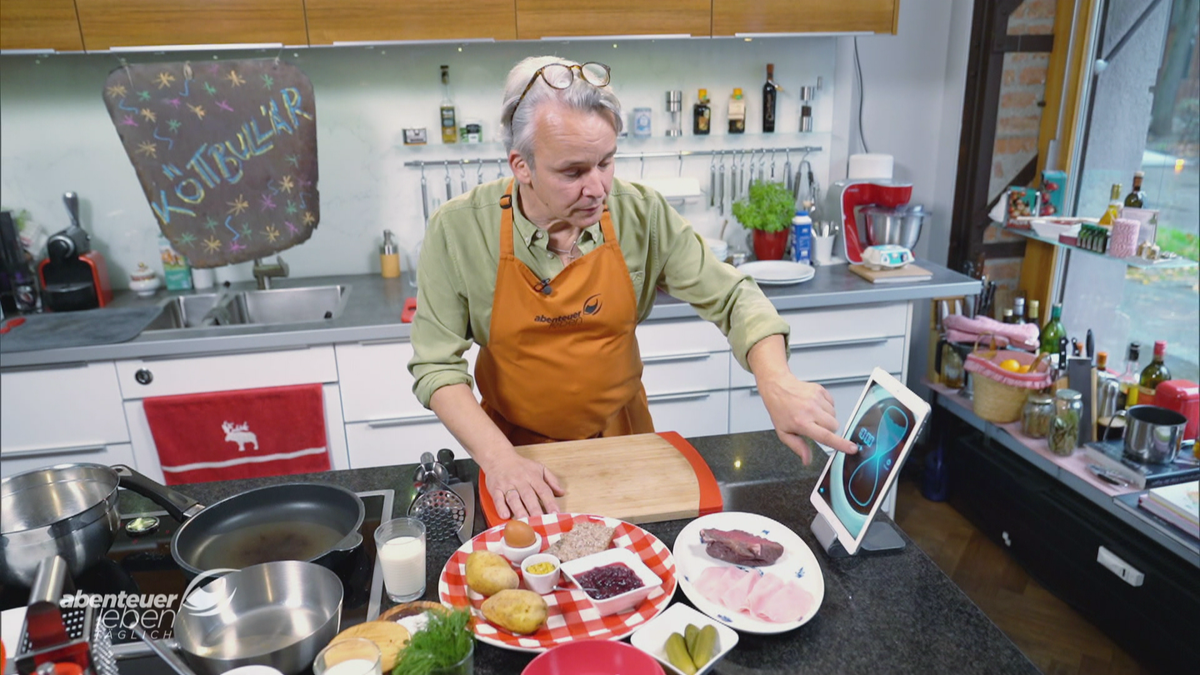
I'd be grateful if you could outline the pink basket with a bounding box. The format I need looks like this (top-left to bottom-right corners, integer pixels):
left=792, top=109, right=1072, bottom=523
left=964, top=334, right=1053, bottom=423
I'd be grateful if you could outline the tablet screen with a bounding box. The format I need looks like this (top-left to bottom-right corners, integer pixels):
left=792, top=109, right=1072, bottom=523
left=815, top=380, right=919, bottom=539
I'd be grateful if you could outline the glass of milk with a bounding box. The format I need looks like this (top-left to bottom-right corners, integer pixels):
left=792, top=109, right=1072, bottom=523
left=313, top=638, right=381, bottom=675
left=375, top=517, right=427, bottom=602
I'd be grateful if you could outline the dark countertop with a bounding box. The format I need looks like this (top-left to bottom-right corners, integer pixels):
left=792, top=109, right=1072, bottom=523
left=118, top=430, right=1036, bottom=674
left=1, top=260, right=979, bottom=368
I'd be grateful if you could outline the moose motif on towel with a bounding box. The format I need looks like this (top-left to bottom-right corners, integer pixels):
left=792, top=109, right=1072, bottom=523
left=222, top=421, right=259, bottom=452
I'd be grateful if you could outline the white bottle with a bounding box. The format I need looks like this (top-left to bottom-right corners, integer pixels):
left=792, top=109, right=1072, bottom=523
left=791, top=211, right=813, bottom=264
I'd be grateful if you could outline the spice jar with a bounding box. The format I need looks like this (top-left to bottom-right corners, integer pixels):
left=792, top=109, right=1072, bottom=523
left=1048, top=389, right=1083, bottom=456
left=1021, top=391, right=1054, bottom=439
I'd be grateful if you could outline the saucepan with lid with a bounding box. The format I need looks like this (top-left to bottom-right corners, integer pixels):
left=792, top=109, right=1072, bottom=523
left=1104, top=405, right=1188, bottom=465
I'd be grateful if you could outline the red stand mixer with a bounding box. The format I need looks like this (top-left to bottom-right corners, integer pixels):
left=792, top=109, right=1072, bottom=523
left=824, top=179, right=914, bottom=265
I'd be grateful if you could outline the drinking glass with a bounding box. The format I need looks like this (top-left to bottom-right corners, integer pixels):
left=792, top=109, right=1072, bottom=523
left=375, top=517, right=427, bottom=602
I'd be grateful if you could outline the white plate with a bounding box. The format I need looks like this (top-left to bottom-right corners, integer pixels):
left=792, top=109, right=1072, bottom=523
left=672, top=512, right=824, bottom=634
left=739, top=260, right=816, bottom=285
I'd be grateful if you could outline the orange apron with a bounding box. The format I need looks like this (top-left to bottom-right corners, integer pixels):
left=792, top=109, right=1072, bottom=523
left=475, top=180, right=654, bottom=444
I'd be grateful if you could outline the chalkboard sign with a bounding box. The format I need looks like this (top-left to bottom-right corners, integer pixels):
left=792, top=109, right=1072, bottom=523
left=103, top=59, right=319, bottom=268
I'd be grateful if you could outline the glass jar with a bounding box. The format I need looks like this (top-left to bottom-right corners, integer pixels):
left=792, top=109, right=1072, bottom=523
left=1021, top=391, right=1055, bottom=439
left=940, top=342, right=965, bottom=389
left=1048, top=389, right=1083, bottom=456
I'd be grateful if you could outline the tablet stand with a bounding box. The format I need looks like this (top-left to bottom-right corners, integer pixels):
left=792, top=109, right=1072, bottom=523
left=811, top=512, right=905, bottom=558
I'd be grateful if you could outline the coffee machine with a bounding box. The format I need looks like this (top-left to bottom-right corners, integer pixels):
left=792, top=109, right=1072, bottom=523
left=37, top=192, right=112, bottom=312
left=824, top=179, right=913, bottom=265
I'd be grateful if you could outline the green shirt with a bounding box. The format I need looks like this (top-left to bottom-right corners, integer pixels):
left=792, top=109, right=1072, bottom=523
left=408, top=176, right=790, bottom=408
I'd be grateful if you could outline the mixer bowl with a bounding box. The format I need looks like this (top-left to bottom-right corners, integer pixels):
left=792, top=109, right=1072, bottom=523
left=863, top=206, right=925, bottom=250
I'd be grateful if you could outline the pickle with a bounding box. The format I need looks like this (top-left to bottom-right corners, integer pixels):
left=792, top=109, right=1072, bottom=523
left=690, top=624, right=718, bottom=668
left=666, top=632, right=698, bottom=675
left=684, top=623, right=700, bottom=654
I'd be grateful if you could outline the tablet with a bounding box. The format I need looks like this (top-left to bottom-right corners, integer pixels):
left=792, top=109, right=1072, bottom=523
left=809, top=368, right=930, bottom=555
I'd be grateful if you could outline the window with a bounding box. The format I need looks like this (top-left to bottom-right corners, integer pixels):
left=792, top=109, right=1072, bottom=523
left=1065, top=0, right=1199, bottom=382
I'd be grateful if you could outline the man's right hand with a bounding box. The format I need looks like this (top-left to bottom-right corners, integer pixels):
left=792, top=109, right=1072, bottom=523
left=481, top=449, right=565, bottom=520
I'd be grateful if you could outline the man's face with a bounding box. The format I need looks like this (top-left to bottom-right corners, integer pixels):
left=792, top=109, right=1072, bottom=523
left=510, top=102, right=617, bottom=230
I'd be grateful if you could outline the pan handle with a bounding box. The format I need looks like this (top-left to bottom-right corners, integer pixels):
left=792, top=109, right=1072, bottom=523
left=112, top=465, right=204, bottom=521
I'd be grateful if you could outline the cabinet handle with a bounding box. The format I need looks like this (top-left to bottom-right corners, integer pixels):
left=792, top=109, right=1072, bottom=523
left=138, top=345, right=313, bottom=362
left=789, top=336, right=892, bottom=352
left=642, top=351, right=713, bottom=365
left=2, top=444, right=106, bottom=458
left=357, top=338, right=409, bottom=347
left=647, top=391, right=711, bottom=403
left=105, top=42, right=284, bottom=53
left=333, top=38, right=496, bottom=47
left=0, top=48, right=57, bottom=55
left=539, top=34, right=691, bottom=41
left=749, top=374, right=873, bottom=396
left=1, top=361, right=89, bottom=373
left=734, top=31, right=874, bottom=38
left=367, top=413, right=440, bottom=428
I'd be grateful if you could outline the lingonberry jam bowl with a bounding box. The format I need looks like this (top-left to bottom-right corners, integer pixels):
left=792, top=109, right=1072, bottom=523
left=560, top=547, right=663, bottom=617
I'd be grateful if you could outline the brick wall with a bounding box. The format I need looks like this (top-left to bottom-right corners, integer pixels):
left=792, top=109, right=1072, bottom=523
left=981, top=0, right=1058, bottom=316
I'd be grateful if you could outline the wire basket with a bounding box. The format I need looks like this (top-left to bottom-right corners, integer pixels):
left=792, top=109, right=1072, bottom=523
left=964, top=334, right=1052, bottom=424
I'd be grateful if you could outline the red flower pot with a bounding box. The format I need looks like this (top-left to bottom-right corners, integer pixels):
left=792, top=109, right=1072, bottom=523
left=753, top=229, right=789, bottom=261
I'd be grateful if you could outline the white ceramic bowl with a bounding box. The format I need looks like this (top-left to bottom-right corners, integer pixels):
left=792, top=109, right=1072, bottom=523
left=703, top=237, right=729, bottom=262
left=1030, top=219, right=1081, bottom=241
left=559, top=547, right=662, bottom=617
left=630, top=602, right=738, bottom=675
left=502, top=531, right=542, bottom=565
left=520, top=553, right=561, bottom=595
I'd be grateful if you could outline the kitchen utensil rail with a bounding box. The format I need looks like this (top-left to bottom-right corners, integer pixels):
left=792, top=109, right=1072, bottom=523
left=401, top=145, right=823, bottom=168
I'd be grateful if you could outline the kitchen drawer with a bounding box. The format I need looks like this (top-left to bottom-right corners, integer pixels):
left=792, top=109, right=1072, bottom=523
left=780, top=303, right=909, bottom=346
left=642, top=350, right=730, bottom=396
left=647, top=389, right=729, bottom=438
left=345, top=415, right=462, bottom=469
left=730, top=336, right=906, bottom=388
left=115, top=346, right=337, bottom=400
left=1, top=362, right=129, bottom=454
left=636, top=319, right=727, bottom=357
left=728, top=373, right=900, bottom=435
left=1, top=443, right=135, bottom=479
left=337, top=341, right=479, bottom=424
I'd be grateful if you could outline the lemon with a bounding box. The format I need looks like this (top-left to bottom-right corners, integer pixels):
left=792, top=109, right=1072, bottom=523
left=1018, top=364, right=1031, bottom=373
left=999, top=359, right=1022, bottom=372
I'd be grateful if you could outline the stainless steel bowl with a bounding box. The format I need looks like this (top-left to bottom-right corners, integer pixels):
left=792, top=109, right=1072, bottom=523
left=863, top=206, right=926, bottom=250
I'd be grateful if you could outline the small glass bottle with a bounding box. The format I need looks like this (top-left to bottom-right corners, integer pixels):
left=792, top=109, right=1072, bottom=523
left=1124, top=171, right=1146, bottom=208
left=1118, top=342, right=1141, bottom=408
left=440, top=65, right=457, bottom=144
left=693, top=89, right=711, bottom=135
left=728, top=88, right=746, bottom=134
left=1099, top=183, right=1122, bottom=226
left=1048, top=389, right=1083, bottom=456
left=1012, top=296, right=1026, bottom=324
left=1027, top=299, right=1040, bottom=326
left=1022, top=392, right=1055, bottom=439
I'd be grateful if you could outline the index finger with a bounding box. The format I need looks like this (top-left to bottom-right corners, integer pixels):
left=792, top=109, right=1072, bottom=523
left=811, top=427, right=858, bottom=454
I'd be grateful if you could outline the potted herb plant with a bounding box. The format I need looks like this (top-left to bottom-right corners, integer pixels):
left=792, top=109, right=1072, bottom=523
left=732, top=181, right=794, bottom=261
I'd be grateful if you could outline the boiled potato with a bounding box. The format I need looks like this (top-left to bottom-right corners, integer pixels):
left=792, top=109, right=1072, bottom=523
left=481, top=589, right=548, bottom=635
left=466, top=550, right=519, bottom=597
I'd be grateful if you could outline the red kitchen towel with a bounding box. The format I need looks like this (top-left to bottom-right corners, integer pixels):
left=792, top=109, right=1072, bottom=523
left=144, top=384, right=330, bottom=485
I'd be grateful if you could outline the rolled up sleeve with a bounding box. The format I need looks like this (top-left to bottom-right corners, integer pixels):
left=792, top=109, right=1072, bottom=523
left=408, top=212, right=475, bottom=408
left=651, top=194, right=791, bottom=371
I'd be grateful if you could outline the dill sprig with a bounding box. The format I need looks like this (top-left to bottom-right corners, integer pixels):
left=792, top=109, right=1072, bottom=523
left=392, top=608, right=473, bottom=675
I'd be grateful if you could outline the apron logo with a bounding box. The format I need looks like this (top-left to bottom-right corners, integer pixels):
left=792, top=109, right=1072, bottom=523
left=583, top=294, right=603, bottom=316
left=533, top=311, right=583, bottom=328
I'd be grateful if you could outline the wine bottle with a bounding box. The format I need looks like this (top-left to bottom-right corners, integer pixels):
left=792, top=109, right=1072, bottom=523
left=1137, top=340, right=1172, bottom=406
left=693, top=89, right=711, bottom=135
left=1027, top=299, right=1040, bottom=327
left=1038, top=303, right=1066, bottom=354
left=1124, top=171, right=1146, bottom=208
left=440, top=65, right=457, bottom=144
left=1099, top=183, right=1122, bottom=226
left=1118, top=342, right=1141, bottom=409
left=763, top=64, right=777, bottom=133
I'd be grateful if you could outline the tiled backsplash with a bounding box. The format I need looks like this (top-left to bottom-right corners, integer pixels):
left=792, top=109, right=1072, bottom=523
left=0, top=38, right=836, bottom=286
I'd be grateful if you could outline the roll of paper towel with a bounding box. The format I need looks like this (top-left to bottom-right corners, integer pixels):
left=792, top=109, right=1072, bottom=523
left=848, top=154, right=894, bottom=180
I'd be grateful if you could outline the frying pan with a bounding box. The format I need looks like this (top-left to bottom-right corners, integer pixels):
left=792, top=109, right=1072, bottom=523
left=0, top=463, right=120, bottom=587
left=112, top=465, right=363, bottom=577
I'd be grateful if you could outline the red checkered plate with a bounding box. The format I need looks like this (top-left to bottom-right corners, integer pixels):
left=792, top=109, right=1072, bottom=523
left=438, top=512, right=677, bottom=653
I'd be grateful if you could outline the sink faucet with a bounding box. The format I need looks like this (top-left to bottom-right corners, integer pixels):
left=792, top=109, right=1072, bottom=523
left=252, top=256, right=289, bottom=290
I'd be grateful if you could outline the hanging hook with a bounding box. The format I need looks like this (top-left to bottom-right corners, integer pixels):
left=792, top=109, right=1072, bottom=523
left=496, top=158, right=505, bottom=180
left=477, top=160, right=484, bottom=184
left=678, top=152, right=684, bottom=177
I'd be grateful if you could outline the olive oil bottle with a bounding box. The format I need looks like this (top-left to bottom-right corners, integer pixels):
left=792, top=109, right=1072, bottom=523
left=440, top=65, right=457, bottom=144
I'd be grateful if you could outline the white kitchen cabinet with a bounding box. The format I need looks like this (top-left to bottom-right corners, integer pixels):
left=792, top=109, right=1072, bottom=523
left=648, top=389, right=730, bottom=438
left=1, top=443, right=136, bottom=479
left=344, top=414, right=463, bottom=468
left=0, top=362, right=129, bottom=467
left=117, top=347, right=348, bottom=481
left=637, top=318, right=732, bottom=436
left=728, top=373, right=903, bottom=436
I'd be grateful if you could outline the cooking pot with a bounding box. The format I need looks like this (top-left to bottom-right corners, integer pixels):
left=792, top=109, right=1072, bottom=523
left=0, top=463, right=120, bottom=587
left=174, top=561, right=343, bottom=675
left=1105, top=405, right=1188, bottom=465
left=112, top=465, right=364, bottom=577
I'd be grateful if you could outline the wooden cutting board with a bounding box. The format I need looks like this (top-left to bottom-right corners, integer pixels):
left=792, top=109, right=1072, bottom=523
left=849, top=263, right=933, bottom=284
left=479, top=432, right=722, bottom=526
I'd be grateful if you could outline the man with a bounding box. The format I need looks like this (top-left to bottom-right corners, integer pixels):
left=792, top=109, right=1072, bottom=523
left=409, top=56, right=857, bottom=520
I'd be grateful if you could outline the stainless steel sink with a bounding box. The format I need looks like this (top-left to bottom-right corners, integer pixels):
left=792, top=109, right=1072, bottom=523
left=144, top=285, right=351, bottom=330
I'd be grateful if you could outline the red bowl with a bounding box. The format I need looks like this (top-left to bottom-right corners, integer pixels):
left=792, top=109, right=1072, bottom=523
left=521, top=640, right=665, bottom=675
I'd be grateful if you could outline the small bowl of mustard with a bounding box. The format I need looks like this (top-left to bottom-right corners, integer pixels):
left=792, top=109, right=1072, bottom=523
left=521, top=553, right=561, bottom=595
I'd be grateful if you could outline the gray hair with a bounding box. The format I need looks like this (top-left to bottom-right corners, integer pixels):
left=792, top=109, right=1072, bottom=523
left=500, top=56, right=623, bottom=167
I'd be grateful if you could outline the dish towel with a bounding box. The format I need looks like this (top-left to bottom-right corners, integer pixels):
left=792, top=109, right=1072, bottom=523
left=144, top=383, right=330, bottom=485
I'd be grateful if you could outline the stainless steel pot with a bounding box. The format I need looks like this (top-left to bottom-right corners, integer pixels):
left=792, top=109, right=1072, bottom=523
left=173, top=561, right=343, bottom=675
left=1107, top=405, right=1188, bottom=464
left=0, top=463, right=120, bottom=587
left=863, top=205, right=926, bottom=250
